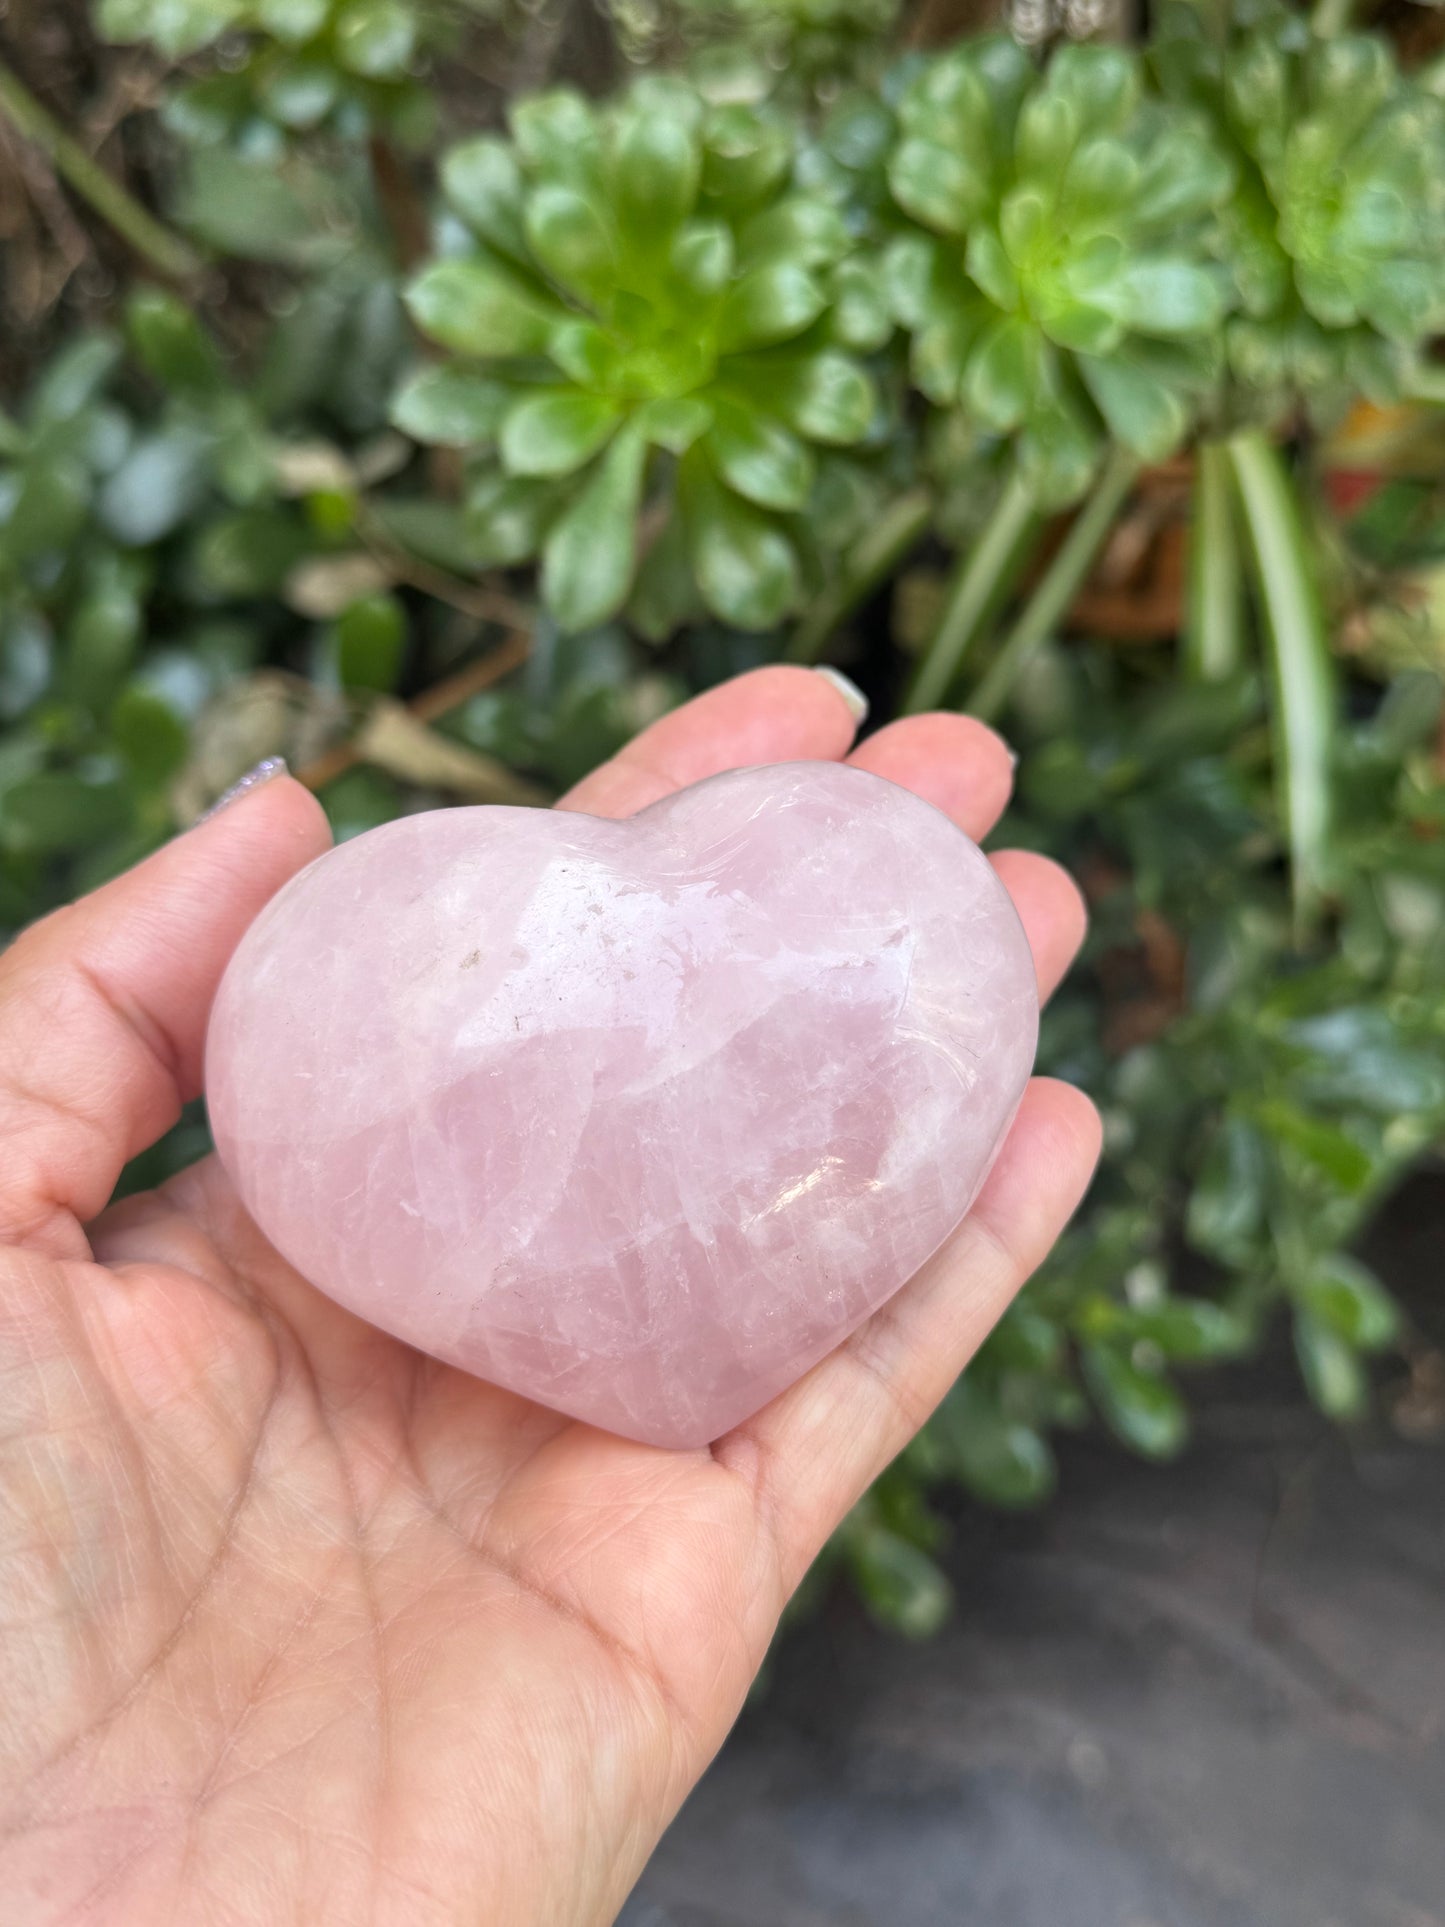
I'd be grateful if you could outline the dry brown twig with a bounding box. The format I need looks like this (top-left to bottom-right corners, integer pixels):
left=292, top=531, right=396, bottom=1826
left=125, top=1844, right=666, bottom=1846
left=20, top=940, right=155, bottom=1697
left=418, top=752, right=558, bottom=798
left=295, top=628, right=535, bottom=795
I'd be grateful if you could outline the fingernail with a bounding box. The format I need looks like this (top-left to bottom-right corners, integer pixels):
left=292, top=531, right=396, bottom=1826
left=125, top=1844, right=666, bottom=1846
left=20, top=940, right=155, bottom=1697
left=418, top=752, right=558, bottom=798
left=812, top=665, right=868, bottom=727
left=196, top=757, right=289, bottom=824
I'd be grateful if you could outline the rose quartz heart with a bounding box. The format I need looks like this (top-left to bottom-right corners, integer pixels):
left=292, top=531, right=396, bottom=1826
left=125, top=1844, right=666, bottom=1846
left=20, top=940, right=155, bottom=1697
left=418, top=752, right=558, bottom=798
left=206, top=761, right=1038, bottom=1447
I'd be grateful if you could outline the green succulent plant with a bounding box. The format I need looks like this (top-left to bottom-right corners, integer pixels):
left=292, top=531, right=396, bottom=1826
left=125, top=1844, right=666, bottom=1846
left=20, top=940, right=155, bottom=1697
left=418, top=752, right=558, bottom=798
left=95, top=0, right=455, bottom=139
left=679, top=0, right=900, bottom=88
left=1154, top=1, right=1445, bottom=418
left=397, top=79, right=884, bottom=634
left=884, top=37, right=1234, bottom=504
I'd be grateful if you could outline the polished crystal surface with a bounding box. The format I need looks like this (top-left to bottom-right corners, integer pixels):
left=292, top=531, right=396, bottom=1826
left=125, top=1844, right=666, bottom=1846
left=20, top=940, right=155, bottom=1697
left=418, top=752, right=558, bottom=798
left=206, top=763, right=1039, bottom=1447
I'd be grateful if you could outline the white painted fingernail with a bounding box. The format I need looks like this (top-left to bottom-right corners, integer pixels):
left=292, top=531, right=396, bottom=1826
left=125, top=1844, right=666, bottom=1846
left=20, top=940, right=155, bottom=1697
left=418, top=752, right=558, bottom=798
left=812, top=665, right=868, bottom=727
left=196, top=757, right=289, bottom=824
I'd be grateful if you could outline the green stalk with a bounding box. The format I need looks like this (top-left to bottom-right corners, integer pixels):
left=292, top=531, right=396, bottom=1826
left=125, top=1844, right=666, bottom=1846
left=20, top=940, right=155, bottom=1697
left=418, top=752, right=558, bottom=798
left=1185, top=439, right=1244, bottom=682
left=969, top=447, right=1140, bottom=725
left=0, top=60, right=202, bottom=283
left=787, top=486, right=934, bottom=666
left=904, top=465, right=1039, bottom=713
left=1227, top=430, right=1335, bottom=925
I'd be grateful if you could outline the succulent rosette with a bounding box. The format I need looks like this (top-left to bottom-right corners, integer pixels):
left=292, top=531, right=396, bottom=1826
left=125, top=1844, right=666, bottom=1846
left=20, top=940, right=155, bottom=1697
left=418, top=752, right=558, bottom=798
left=96, top=0, right=442, bottom=139
left=1154, top=2, right=1445, bottom=418
left=396, top=79, right=882, bottom=633
left=884, top=37, right=1233, bottom=504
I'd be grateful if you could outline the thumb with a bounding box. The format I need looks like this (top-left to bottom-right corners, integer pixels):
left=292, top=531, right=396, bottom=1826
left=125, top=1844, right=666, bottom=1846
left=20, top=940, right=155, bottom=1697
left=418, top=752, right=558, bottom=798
left=0, top=769, right=331, bottom=1259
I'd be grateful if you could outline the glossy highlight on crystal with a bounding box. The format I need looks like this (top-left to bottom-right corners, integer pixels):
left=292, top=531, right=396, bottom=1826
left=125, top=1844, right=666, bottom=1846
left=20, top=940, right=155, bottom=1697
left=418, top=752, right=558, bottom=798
left=206, top=762, right=1039, bottom=1447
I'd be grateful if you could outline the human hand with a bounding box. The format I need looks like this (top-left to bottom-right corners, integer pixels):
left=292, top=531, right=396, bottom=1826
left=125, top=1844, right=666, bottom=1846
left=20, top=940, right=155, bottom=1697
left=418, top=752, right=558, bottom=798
left=0, top=667, right=1097, bottom=1925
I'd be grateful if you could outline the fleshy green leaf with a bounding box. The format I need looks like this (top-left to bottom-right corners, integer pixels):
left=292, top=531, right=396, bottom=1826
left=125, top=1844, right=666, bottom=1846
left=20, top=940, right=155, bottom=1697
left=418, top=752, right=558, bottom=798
left=705, top=401, right=813, bottom=512
left=334, top=0, right=416, bottom=78
left=499, top=389, right=622, bottom=479
left=669, top=221, right=735, bottom=300
left=1112, top=259, right=1225, bottom=337
left=541, top=426, right=648, bottom=632
left=524, top=186, right=616, bottom=302
left=1078, top=352, right=1191, bottom=460
left=390, top=366, right=512, bottom=447
left=888, top=139, right=981, bottom=236
left=683, top=454, right=799, bottom=629
left=404, top=258, right=557, bottom=359
left=716, top=264, right=827, bottom=354
left=611, top=111, right=700, bottom=242
left=441, top=140, right=528, bottom=259
left=964, top=316, right=1041, bottom=432
left=763, top=352, right=875, bottom=445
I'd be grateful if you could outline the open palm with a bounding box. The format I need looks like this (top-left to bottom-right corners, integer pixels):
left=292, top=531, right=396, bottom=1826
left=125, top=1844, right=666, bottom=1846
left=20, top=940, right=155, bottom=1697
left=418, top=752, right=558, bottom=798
left=0, top=667, right=1097, bottom=1925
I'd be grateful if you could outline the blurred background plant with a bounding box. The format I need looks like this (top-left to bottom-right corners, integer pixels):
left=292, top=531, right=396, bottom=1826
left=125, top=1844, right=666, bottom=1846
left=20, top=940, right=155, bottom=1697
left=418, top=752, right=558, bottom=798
left=2, top=0, right=1443, bottom=1638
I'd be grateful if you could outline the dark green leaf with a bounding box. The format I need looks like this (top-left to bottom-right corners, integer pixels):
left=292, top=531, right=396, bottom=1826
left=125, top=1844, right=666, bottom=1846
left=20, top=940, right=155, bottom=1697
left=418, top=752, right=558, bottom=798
left=126, top=288, right=224, bottom=398
left=1187, top=1113, right=1270, bottom=1263
left=188, top=508, right=312, bottom=598
left=0, top=769, right=130, bottom=856
left=1293, top=1256, right=1400, bottom=1353
left=848, top=1524, right=953, bottom=1639
left=1083, top=1346, right=1188, bottom=1459
left=333, top=593, right=407, bottom=693
left=111, top=683, right=190, bottom=785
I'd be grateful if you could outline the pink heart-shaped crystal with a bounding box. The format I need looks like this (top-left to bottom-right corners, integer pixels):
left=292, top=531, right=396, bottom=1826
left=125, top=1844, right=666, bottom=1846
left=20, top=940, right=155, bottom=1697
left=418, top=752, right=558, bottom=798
left=206, top=762, right=1038, bottom=1446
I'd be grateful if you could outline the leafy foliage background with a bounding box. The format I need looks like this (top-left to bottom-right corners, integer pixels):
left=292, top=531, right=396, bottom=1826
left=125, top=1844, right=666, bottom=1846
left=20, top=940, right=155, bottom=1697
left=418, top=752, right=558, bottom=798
left=3, top=0, right=1445, bottom=1633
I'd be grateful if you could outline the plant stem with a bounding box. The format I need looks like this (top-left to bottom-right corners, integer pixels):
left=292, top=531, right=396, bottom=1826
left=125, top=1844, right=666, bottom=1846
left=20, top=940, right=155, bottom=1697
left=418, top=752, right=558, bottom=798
left=787, top=486, right=934, bottom=665
left=0, top=59, right=202, bottom=284
left=295, top=630, right=533, bottom=793
left=1185, top=439, right=1245, bottom=682
left=969, top=447, right=1140, bottom=725
left=1227, top=429, right=1335, bottom=927
left=904, top=465, right=1039, bottom=713
left=367, top=135, right=430, bottom=272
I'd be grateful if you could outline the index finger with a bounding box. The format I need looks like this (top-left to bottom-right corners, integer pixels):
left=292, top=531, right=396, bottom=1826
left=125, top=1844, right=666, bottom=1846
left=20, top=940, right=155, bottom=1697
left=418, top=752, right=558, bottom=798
left=557, top=665, right=866, bottom=817
left=0, top=774, right=331, bottom=1259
